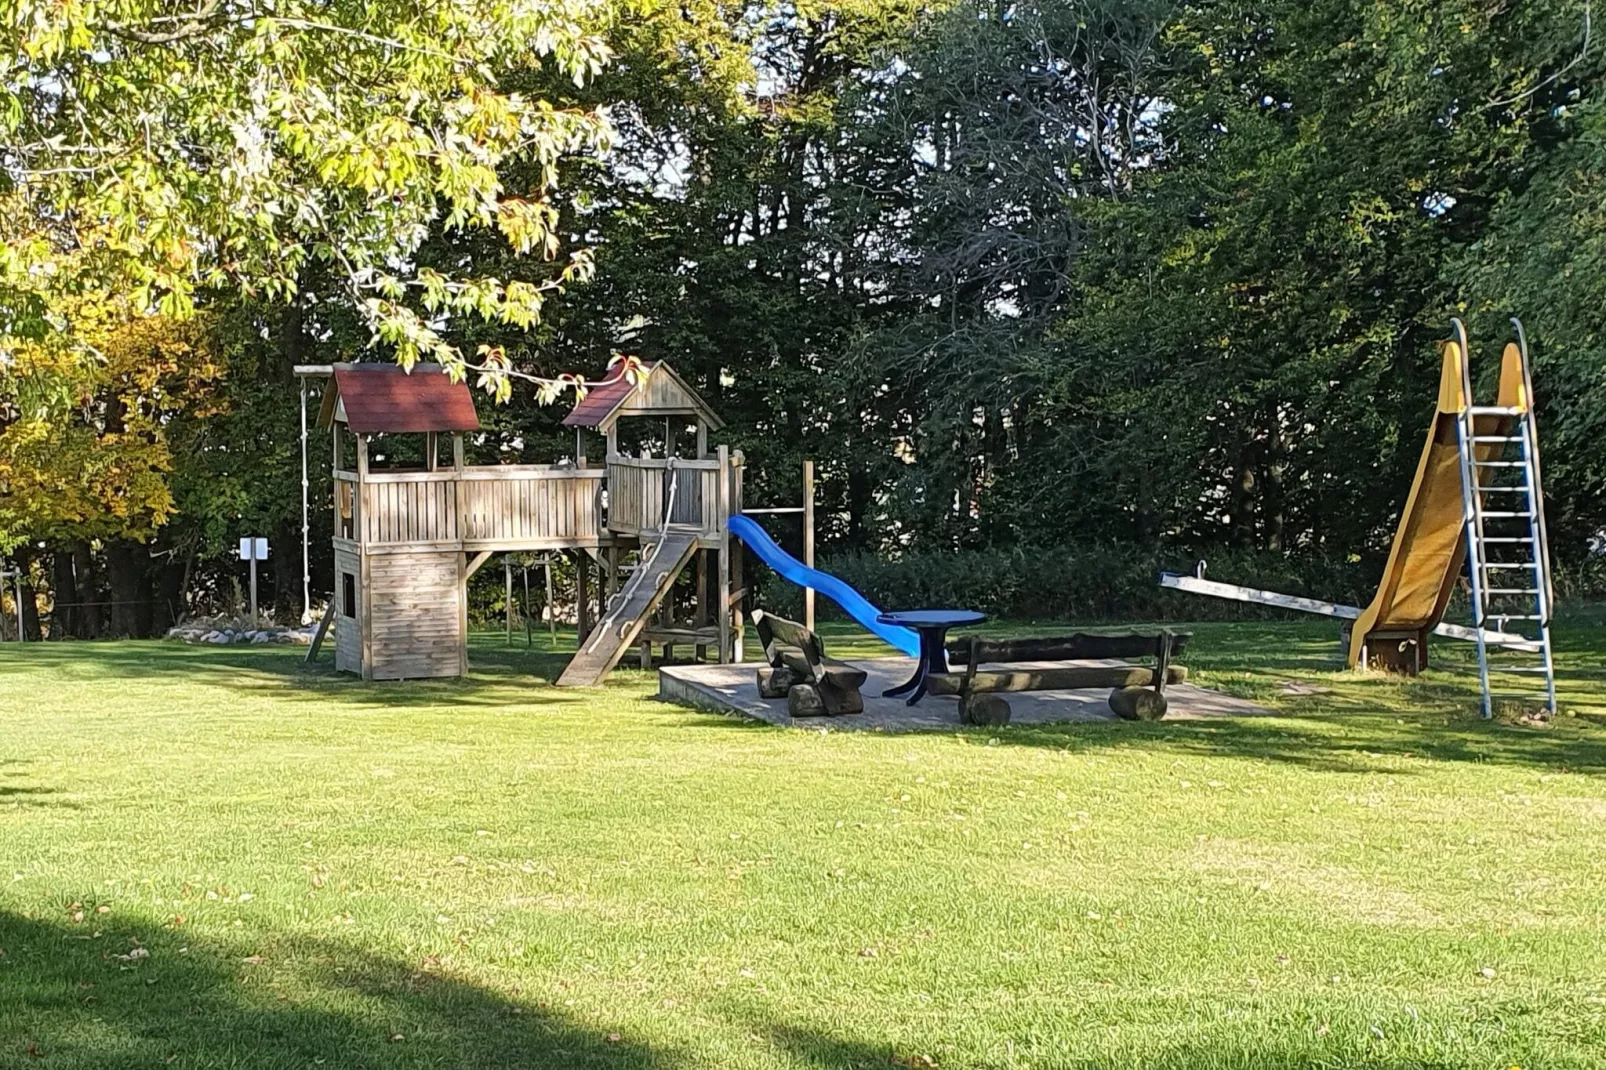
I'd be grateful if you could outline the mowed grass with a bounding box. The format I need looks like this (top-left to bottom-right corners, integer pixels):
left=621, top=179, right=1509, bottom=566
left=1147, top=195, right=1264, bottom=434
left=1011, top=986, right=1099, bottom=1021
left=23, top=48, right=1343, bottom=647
left=3, top=614, right=1606, bottom=1069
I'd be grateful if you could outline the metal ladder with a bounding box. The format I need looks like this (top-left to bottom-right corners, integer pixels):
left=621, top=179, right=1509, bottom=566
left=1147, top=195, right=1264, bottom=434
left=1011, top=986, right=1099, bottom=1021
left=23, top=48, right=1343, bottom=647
left=1452, top=317, right=1556, bottom=719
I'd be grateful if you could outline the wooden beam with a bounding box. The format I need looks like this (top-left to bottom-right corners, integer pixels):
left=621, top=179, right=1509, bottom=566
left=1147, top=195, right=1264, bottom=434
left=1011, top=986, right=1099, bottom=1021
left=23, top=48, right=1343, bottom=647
left=457, top=547, right=469, bottom=677
left=1157, top=571, right=1528, bottom=646
left=928, top=666, right=1188, bottom=697
left=304, top=599, right=338, bottom=664
left=717, top=445, right=731, bottom=662
left=464, top=549, right=494, bottom=580
left=576, top=550, right=592, bottom=643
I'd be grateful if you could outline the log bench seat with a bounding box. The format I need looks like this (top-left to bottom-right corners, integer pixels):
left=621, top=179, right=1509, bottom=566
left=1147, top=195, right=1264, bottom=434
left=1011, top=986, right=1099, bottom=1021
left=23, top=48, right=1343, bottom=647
left=751, top=610, right=868, bottom=717
left=930, top=631, right=1191, bottom=725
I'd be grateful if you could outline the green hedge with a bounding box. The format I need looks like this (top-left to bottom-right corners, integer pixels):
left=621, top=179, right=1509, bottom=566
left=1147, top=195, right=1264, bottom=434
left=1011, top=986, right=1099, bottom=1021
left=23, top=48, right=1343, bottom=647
left=463, top=542, right=1606, bottom=629
left=750, top=544, right=1606, bottom=624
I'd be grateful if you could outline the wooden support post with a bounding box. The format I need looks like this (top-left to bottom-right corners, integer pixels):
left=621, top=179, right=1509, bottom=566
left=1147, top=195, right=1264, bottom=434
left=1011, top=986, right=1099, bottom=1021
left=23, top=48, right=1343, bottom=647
left=426, top=431, right=438, bottom=471
left=695, top=549, right=709, bottom=662
left=803, top=459, right=815, bottom=633
left=505, top=557, right=513, bottom=645
left=544, top=556, right=555, bottom=644
left=356, top=433, right=372, bottom=680
left=695, top=421, right=708, bottom=459
left=452, top=432, right=465, bottom=471
left=575, top=427, right=587, bottom=467
left=717, top=445, right=731, bottom=663
left=584, top=549, right=597, bottom=642
left=456, top=548, right=469, bottom=677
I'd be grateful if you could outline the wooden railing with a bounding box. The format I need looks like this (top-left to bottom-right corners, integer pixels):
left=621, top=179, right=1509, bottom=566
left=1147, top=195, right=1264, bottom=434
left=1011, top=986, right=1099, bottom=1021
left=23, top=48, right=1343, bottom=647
left=353, top=466, right=604, bottom=550
left=336, top=455, right=740, bottom=551
left=606, top=455, right=736, bottom=538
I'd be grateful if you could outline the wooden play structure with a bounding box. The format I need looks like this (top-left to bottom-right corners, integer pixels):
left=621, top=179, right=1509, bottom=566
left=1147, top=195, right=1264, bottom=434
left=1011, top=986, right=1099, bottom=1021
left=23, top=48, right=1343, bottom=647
left=299, top=361, right=744, bottom=683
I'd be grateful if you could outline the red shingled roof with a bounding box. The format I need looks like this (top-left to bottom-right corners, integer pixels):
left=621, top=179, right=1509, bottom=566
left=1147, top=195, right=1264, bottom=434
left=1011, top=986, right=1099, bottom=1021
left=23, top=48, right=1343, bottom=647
left=329, top=363, right=479, bottom=434
left=561, top=365, right=651, bottom=428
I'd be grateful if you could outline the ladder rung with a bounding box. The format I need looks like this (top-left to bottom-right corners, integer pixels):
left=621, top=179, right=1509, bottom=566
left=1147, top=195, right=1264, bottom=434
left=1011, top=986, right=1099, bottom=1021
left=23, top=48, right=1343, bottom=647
left=1471, top=436, right=1521, bottom=443
left=1477, top=537, right=1531, bottom=543
left=1475, top=461, right=1525, bottom=467
left=1483, top=588, right=1541, bottom=595
left=1491, top=641, right=1546, bottom=651
left=1482, top=562, right=1539, bottom=569
left=1478, top=486, right=1530, bottom=492
left=1496, top=666, right=1552, bottom=674
left=1470, top=406, right=1525, bottom=416
left=1490, top=614, right=1545, bottom=621
left=1477, top=511, right=1534, bottom=518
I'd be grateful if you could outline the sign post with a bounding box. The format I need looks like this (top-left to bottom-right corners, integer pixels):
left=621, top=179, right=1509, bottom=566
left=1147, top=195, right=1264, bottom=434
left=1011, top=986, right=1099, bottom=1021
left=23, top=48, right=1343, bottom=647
left=239, top=537, right=269, bottom=627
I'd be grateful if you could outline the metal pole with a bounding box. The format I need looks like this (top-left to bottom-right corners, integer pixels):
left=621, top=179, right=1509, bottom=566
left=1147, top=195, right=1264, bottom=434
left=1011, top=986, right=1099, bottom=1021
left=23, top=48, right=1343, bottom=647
left=505, top=557, right=513, bottom=645
left=249, top=551, right=259, bottom=628
left=300, top=377, right=311, bottom=624
left=523, top=565, right=532, bottom=649
left=803, top=459, right=815, bottom=633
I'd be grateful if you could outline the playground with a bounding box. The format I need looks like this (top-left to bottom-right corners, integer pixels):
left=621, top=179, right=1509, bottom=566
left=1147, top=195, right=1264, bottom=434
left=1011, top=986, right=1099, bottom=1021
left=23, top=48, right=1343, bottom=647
left=3, top=324, right=1602, bottom=1069
left=3, top=619, right=1606, bottom=1069
left=288, top=324, right=1560, bottom=732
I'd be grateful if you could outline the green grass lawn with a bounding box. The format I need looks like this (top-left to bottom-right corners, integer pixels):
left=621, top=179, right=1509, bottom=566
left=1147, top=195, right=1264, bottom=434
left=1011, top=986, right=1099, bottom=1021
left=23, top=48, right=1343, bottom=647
left=3, top=613, right=1606, bottom=1069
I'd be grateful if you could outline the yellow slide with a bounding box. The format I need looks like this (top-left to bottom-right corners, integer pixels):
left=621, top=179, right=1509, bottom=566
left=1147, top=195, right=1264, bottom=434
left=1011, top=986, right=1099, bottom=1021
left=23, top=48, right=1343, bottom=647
left=1345, top=326, right=1529, bottom=671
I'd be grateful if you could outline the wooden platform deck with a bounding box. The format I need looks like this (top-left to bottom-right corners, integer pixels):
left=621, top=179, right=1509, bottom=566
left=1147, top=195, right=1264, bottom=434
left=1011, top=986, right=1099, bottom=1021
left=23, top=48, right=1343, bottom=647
left=658, top=658, right=1271, bottom=730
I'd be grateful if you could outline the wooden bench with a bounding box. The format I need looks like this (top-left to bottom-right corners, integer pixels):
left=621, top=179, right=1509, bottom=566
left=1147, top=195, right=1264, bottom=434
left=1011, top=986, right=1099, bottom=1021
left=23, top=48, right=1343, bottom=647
left=751, top=610, right=868, bottom=717
left=930, top=631, right=1191, bottom=725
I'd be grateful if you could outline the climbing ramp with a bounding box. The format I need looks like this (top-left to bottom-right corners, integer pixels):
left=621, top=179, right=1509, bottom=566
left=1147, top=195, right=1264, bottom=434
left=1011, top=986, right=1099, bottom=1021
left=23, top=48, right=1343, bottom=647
left=556, top=529, right=699, bottom=686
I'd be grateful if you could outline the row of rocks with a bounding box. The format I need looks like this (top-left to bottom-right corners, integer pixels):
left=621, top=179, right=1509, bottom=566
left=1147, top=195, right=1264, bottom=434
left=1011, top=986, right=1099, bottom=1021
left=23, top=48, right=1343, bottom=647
left=165, top=623, right=321, bottom=646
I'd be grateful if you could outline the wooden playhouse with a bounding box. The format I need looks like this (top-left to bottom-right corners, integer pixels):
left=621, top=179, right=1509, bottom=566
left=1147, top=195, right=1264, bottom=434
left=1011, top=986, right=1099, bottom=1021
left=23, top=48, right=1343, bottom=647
left=311, top=361, right=743, bottom=683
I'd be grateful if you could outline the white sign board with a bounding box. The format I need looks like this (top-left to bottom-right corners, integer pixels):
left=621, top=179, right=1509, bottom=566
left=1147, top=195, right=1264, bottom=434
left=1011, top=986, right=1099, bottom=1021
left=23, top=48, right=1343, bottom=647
left=238, top=537, right=269, bottom=561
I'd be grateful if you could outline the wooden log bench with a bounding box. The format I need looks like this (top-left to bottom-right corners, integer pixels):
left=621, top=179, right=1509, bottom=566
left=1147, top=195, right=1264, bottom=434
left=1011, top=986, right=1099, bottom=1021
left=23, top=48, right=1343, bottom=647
left=930, top=631, right=1191, bottom=725
left=751, top=610, right=868, bottom=717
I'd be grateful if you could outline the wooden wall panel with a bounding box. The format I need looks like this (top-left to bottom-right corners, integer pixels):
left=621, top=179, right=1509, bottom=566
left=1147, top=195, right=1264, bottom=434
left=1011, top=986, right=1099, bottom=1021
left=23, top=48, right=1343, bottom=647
left=366, top=551, right=463, bottom=680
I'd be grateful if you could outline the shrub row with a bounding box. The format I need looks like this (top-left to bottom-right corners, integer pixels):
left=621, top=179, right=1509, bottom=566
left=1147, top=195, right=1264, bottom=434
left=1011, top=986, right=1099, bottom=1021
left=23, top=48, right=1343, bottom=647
left=751, top=543, right=1606, bottom=624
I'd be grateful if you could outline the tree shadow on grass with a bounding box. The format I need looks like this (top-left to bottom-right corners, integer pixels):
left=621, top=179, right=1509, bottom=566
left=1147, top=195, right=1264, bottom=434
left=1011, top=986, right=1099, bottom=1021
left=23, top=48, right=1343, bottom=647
left=0, top=638, right=617, bottom=712
left=0, top=910, right=677, bottom=1069
left=987, top=708, right=1606, bottom=776
left=762, top=1021, right=1540, bottom=1070
left=0, top=760, right=78, bottom=812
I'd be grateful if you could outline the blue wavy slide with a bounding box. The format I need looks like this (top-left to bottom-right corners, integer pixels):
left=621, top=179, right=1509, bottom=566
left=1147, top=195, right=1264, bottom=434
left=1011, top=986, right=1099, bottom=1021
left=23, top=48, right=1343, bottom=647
left=728, top=514, right=920, bottom=656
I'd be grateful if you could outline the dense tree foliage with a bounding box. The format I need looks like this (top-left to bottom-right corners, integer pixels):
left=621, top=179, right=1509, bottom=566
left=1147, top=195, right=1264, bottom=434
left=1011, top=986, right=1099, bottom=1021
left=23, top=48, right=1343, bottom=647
left=4, top=0, right=1605, bottom=633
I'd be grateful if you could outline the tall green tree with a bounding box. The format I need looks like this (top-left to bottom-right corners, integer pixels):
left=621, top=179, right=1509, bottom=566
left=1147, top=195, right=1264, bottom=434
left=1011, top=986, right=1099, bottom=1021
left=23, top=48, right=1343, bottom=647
left=2, top=0, right=610, bottom=389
